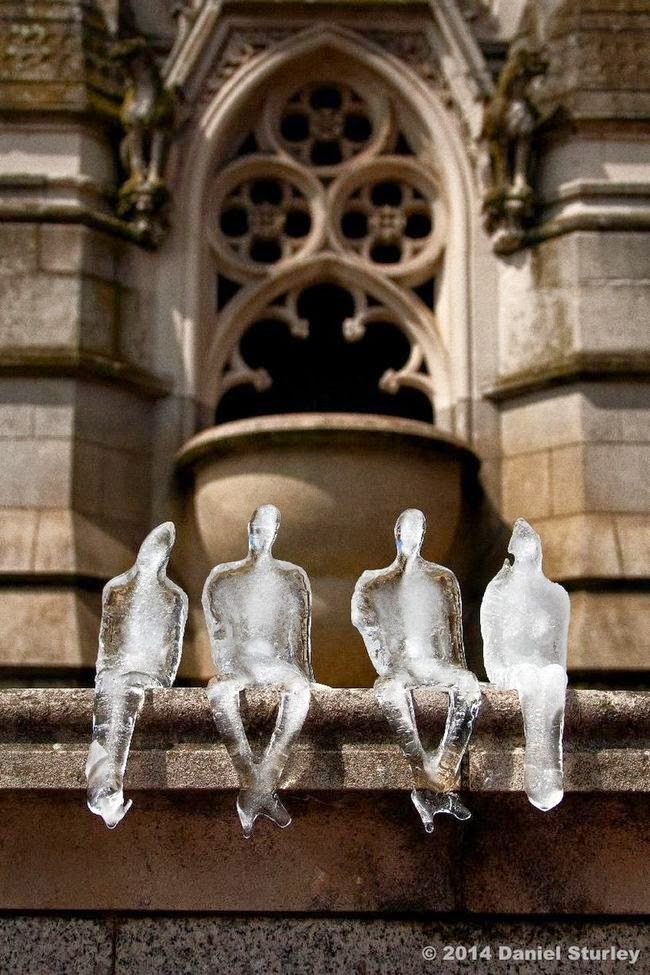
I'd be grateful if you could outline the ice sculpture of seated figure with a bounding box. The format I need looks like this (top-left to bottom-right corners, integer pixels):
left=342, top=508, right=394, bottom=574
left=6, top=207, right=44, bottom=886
left=481, top=518, right=570, bottom=811
left=86, top=522, right=188, bottom=829
left=202, top=504, right=313, bottom=838
left=352, top=508, right=481, bottom=832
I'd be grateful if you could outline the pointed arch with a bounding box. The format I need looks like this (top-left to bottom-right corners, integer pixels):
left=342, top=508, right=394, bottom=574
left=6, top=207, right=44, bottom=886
left=164, top=22, right=476, bottom=436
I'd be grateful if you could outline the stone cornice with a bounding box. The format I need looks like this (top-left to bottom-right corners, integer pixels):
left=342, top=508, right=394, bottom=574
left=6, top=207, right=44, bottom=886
left=0, top=687, right=646, bottom=795
left=0, top=349, right=173, bottom=399
left=483, top=352, right=650, bottom=403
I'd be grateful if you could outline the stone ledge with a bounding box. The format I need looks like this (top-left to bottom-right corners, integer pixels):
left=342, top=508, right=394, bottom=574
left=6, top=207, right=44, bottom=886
left=0, top=687, right=647, bottom=794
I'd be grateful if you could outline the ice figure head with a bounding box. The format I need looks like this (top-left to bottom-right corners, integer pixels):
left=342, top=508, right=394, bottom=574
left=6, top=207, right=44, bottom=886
left=135, top=521, right=175, bottom=576
left=248, top=504, right=280, bottom=556
left=395, top=508, right=426, bottom=559
left=508, top=518, right=542, bottom=570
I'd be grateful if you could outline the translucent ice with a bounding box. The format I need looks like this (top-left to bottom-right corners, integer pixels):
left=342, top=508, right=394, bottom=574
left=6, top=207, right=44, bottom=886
left=86, top=522, right=188, bottom=828
left=352, top=509, right=481, bottom=831
left=481, top=518, right=570, bottom=811
left=203, top=504, right=313, bottom=838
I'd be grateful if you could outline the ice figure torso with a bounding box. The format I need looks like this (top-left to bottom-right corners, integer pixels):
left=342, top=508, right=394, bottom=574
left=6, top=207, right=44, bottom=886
left=482, top=555, right=569, bottom=685
left=98, top=569, right=186, bottom=685
left=204, top=557, right=311, bottom=678
left=360, top=562, right=461, bottom=676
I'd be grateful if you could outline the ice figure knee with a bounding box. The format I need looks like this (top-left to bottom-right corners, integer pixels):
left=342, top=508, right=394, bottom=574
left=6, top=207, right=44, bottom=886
left=352, top=509, right=481, bottom=832
left=85, top=523, right=188, bottom=828
left=481, top=519, right=570, bottom=812
left=202, top=504, right=314, bottom=837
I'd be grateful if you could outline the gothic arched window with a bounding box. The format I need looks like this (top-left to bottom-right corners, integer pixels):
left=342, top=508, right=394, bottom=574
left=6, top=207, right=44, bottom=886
left=203, top=63, right=448, bottom=427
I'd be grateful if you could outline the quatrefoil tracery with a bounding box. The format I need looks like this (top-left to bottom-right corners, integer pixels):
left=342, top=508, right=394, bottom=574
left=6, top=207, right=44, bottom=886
left=267, top=81, right=391, bottom=175
left=210, top=156, right=325, bottom=279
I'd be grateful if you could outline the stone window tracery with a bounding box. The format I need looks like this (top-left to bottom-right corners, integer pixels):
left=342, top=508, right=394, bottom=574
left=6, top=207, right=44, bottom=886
left=205, top=68, right=448, bottom=425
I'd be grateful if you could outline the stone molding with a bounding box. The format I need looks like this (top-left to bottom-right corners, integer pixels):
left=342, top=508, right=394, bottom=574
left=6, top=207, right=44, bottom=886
left=0, top=686, right=646, bottom=795
left=0, top=349, right=172, bottom=399
left=484, top=352, right=650, bottom=403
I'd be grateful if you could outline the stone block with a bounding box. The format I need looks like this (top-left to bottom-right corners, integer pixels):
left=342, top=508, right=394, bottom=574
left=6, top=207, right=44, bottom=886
left=501, top=390, right=583, bottom=455
left=463, top=794, right=650, bottom=914
left=0, top=274, right=80, bottom=348
left=0, top=507, right=38, bottom=572
left=38, top=225, right=119, bottom=282
left=580, top=383, right=650, bottom=444
left=569, top=589, right=650, bottom=670
left=616, top=514, right=650, bottom=576
left=0, top=586, right=100, bottom=669
left=575, top=282, right=650, bottom=354
left=583, top=444, right=650, bottom=513
left=0, top=916, right=113, bottom=975
left=534, top=512, right=622, bottom=579
left=110, top=917, right=649, bottom=975
left=75, top=383, right=154, bottom=453
left=502, top=451, right=552, bottom=521
left=33, top=509, right=137, bottom=578
left=0, top=438, right=71, bottom=508
left=550, top=444, right=586, bottom=515
left=572, top=230, right=650, bottom=284
left=79, top=277, right=117, bottom=356
left=0, top=223, right=38, bottom=276
left=0, top=792, right=458, bottom=912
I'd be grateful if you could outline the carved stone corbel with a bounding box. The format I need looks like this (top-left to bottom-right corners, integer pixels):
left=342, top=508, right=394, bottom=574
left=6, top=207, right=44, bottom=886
left=478, top=44, right=548, bottom=255
left=111, top=37, right=177, bottom=246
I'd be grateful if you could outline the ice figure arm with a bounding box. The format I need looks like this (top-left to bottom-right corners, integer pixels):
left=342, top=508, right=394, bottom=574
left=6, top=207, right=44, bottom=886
left=351, top=575, right=389, bottom=676
left=288, top=567, right=314, bottom=680
left=441, top=569, right=467, bottom=669
left=480, top=563, right=511, bottom=686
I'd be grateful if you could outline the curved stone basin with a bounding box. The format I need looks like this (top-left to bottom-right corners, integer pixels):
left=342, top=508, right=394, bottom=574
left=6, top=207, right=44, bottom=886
left=174, top=413, right=478, bottom=686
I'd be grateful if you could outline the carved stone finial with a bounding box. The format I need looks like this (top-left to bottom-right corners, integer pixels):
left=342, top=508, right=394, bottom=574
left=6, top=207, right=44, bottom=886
left=111, top=37, right=176, bottom=245
left=479, top=44, right=548, bottom=255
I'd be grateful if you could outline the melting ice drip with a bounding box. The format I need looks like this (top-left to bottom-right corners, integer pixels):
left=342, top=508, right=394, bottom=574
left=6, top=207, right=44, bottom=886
left=203, top=504, right=313, bottom=838
left=481, top=518, right=570, bottom=811
left=352, top=508, right=481, bottom=832
left=85, top=522, right=188, bottom=828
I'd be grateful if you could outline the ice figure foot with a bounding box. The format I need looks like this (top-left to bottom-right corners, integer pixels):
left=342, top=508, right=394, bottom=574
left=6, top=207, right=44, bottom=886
left=410, top=789, right=471, bottom=832
left=236, top=788, right=292, bottom=838
left=85, top=740, right=133, bottom=829
left=525, top=765, right=564, bottom=812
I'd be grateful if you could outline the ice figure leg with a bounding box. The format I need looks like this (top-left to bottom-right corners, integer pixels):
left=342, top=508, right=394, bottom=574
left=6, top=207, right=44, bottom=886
left=206, top=677, right=255, bottom=785
left=86, top=673, right=148, bottom=829
left=423, top=668, right=482, bottom=792
left=374, top=675, right=428, bottom=778
left=514, top=662, right=567, bottom=811
left=238, top=673, right=311, bottom=838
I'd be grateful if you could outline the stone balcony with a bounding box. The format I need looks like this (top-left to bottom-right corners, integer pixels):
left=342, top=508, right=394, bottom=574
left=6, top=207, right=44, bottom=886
left=0, top=686, right=647, bottom=915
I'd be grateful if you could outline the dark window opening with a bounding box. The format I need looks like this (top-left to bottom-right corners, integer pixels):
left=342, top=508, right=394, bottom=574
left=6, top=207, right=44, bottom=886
left=215, top=283, right=434, bottom=425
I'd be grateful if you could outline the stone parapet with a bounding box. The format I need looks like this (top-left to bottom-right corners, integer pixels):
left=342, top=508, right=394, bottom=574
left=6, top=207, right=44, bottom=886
left=0, top=686, right=646, bottom=794
left=0, top=686, right=647, bottom=914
